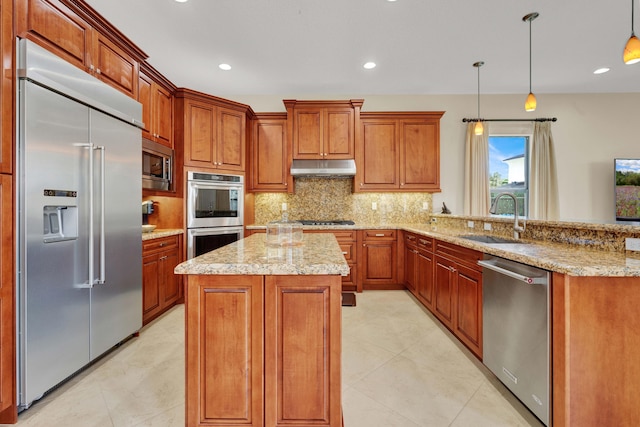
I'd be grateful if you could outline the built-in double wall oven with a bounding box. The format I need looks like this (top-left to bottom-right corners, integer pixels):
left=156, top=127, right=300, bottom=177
left=186, top=171, right=244, bottom=259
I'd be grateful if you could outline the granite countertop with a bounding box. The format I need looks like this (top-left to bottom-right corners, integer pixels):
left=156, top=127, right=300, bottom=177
left=174, top=233, right=349, bottom=276
left=247, top=222, right=640, bottom=276
left=401, top=224, right=640, bottom=277
left=142, top=229, right=184, bottom=241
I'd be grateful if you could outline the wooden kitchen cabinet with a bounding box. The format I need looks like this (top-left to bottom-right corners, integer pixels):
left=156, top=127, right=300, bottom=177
left=249, top=113, right=290, bottom=192
left=142, top=234, right=183, bottom=325
left=0, top=0, right=11, bottom=175
left=405, top=232, right=435, bottom=309
left=433, top=240, right=483, bottom=358
left=359, top=229, right=400, bottom=290
left=138, top=65, right=174, bottom=148
left=184, top=274, right=342, bottom=427
left=307, top=229, right=358, bottom=292
left=177, top=89, right=249, bottom=173
left=356, top=112, right=444, bottom=192
left=0, top=175, right=14, bottom=423
left=16, top=0, right=144, bottom=98
left=284, top=99, right=363, bottom=160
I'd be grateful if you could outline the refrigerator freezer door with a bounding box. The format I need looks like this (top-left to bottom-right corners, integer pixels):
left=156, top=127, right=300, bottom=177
left=89, top=109, right=142, bottom=359
left=20, top=82, right=92, bottom=407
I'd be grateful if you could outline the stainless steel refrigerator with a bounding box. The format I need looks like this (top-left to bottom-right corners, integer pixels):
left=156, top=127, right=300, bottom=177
left=16, top=39, right=144, bottom=410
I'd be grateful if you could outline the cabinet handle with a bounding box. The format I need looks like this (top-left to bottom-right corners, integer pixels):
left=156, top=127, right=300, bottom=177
left=375, top=233, right=385, bottom=237
left=408, top=236, right=416, bottom=241
left=96, top=68, right=101, bottom=75
left=159, top=242, right=165, bottom=247
left=342, top=251, right=348, bottom=255
left=449, top=266, right=456, bottom=273
left=419, top=239, right=429, bottom=245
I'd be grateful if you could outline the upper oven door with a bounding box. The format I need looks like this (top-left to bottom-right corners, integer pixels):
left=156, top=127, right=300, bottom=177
left=187, top=179, right=244, bottom=228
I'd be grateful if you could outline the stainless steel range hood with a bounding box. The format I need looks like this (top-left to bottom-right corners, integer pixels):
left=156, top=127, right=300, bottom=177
left=290, top=159, right=356, bottom=177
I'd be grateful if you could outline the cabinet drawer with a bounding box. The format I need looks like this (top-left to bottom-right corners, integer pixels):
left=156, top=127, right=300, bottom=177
left=339, top=242, right=355, bottom=262
left=143, top=235, right=179, bottom=254
left=405, top=232, right=418, bottom=247
left=435, top=240, right=482, bottom=270
left=417, top=236, right=433, bottom=252
left=331, top=230, right=356, bottom=241
left=363, top=229, right=396, bottom=240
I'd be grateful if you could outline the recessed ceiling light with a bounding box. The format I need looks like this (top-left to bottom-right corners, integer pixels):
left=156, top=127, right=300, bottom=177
left=593, top=67, right=610, bottom=74
left=219, top=63, right=232, bottom=71
left=175, top=0, right=188, bottom=3
left=363, top=62, right=376, bottom=69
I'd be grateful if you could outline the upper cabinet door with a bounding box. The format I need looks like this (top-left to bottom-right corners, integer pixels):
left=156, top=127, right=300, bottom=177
left=324, top=108, right=354, bottom=159
left=400, top=119, right=440, bottom=191
left=292, top=109, right=322, bottom=159
left=249, top=116, right=289, bottom=192
left=17, top=0, right=141, bottom=98
left=217, top=107, right=245, bottom=171
left=184, top=99, right=216, bottom=168
left=139, top=68, right=174, bottom=148
left=285, top=99, right=362, bottom=160
left=358, top=118, right=399, bottom=191
left=18, top=0, right=92, bottom=70
left=91, top=33, right=138, bottom=98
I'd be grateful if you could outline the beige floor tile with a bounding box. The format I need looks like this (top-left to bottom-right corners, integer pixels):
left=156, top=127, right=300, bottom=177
left=6, top=291, right=541, bottom=427
left=342, top=386, right=422, bottom=427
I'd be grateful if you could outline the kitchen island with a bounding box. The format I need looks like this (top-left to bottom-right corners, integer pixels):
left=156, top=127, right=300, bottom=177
left=174, top=233, right=349, bottom=427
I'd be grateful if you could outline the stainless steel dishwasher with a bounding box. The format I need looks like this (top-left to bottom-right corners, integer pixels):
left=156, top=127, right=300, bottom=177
left=479, top=256, right=550, bottom=426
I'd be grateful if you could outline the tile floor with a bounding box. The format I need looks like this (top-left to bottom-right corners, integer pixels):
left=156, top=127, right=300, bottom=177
left=3, top=290, right=544, bottom=427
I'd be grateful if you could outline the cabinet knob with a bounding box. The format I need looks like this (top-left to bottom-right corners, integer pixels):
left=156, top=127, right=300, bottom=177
left=96, top=68, right=101, bottom=75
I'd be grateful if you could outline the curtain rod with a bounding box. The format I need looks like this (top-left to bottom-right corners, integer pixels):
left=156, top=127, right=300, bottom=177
left=462, top=117, right=557, bottom=123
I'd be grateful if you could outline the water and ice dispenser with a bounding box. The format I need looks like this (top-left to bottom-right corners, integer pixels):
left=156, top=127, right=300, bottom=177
left=43, top=205, right=78, bottom=243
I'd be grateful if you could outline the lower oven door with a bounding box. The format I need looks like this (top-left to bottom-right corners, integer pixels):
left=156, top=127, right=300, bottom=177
left=187, top=226, right=244, bottom=259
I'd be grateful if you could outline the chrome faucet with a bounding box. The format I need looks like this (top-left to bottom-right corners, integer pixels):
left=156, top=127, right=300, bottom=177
left=489, top=192, right=525, bottom=239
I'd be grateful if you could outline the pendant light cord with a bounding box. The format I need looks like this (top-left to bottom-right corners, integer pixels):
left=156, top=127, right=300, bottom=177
left=529, top=18, right=532, bottom=93
left=633, top=0, right=636, bottom=36
left=477, top=65, right=481, bottom=118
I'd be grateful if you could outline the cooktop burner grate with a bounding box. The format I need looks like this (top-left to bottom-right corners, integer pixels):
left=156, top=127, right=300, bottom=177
left=298, top=220, right=355, bottom=226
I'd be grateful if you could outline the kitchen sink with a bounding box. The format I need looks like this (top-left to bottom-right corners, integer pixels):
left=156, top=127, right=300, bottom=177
left=459, top=234, right=526, bottom=244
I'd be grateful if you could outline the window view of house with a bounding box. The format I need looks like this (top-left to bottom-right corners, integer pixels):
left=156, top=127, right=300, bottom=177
left=489, top=135, right=529, bottom=217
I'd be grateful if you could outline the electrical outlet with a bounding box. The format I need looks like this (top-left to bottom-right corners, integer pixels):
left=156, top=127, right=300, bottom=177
left=467, top=220, right=474, bottom=228
left=422, top=201, right=429, bottom=210
left=484, top=222, right=492, bottom=231
left=626, top=238, right=640, bottom=251
left=282, top=202, right=287, bottom=211
left=372, top=202, right=377, bottom=210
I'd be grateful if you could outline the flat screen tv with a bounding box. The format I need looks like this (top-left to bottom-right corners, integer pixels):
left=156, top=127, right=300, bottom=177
left=615, top=158, right=640, bottom=222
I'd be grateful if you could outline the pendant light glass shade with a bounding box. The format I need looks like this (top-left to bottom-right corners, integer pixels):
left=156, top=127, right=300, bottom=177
left=474, top=121, right=484, bottom=135
left=525, top=92, right=537, bottom=112
left=624, top=34, right=640, bottom=64
left=625, top=0, right=640, bottom=64
left=523, top=13, right=539, bottom=112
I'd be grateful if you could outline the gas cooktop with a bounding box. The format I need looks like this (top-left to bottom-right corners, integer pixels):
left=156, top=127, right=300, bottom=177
left=298, top=220, right=355, bottom=226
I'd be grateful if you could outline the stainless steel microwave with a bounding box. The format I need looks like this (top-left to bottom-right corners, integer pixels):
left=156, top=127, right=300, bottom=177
left=142, top=139, right=173, bottom=191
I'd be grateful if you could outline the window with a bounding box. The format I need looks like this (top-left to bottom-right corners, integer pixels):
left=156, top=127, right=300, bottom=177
left=489, top=135, right=529, bottom=217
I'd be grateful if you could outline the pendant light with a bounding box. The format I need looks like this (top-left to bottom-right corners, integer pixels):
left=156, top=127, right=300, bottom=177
left=473, top=61, right=484, bottom=135
left=523, top=12, right=539, bottom=112
left=624, top=0, right=640, bottom=64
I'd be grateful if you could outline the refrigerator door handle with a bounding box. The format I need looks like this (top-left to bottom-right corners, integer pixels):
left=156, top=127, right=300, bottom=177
left=95, top=145, right=106, bottom=285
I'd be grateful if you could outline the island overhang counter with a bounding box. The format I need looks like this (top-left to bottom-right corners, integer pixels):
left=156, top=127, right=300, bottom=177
left=175, top=233, right=349, bottom=427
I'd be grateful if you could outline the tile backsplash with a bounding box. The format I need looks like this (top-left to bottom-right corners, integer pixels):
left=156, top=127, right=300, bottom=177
left=254, top=178, right=433, bottom=225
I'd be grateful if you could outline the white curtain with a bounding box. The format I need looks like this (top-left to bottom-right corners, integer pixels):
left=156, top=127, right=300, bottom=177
left=463, top=122, right=490, bottom=216
left=529, top=121, right=559, bottom=220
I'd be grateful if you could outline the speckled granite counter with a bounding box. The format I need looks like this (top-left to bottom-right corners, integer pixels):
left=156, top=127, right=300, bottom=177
left=141, top=228, right=183, bottom=241
left=174, top=233, right=349, bottom=276
left=247, top=222, right=640, bottom=276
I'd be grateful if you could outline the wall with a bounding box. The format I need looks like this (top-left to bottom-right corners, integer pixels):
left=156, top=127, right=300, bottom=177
left=254, top=178, right=432, bottom=225
left=235, top=93, right=640, bottom=224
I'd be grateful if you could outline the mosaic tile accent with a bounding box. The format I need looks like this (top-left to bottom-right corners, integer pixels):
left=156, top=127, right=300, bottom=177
left=254, top=177, right=433, bottom=225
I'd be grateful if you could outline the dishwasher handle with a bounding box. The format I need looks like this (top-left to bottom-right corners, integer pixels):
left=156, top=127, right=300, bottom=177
left=478, top=259, right=547, bottom=285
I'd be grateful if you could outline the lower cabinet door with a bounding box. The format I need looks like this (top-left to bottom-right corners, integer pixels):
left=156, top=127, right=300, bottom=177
left=264, top=275, right=342, bottom=427
left=142, top=253, right=162, bottom=321
left=434, top=255, right=454, bottom=329
left=454, top=264, right=482, bottom=358
left=416, top=249, right=434, bottom=309
left=185, top=275, right=264, bottom=427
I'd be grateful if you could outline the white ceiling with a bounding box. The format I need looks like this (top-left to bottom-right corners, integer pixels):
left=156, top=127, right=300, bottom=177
left=85, top=0, right=640, bottom=98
